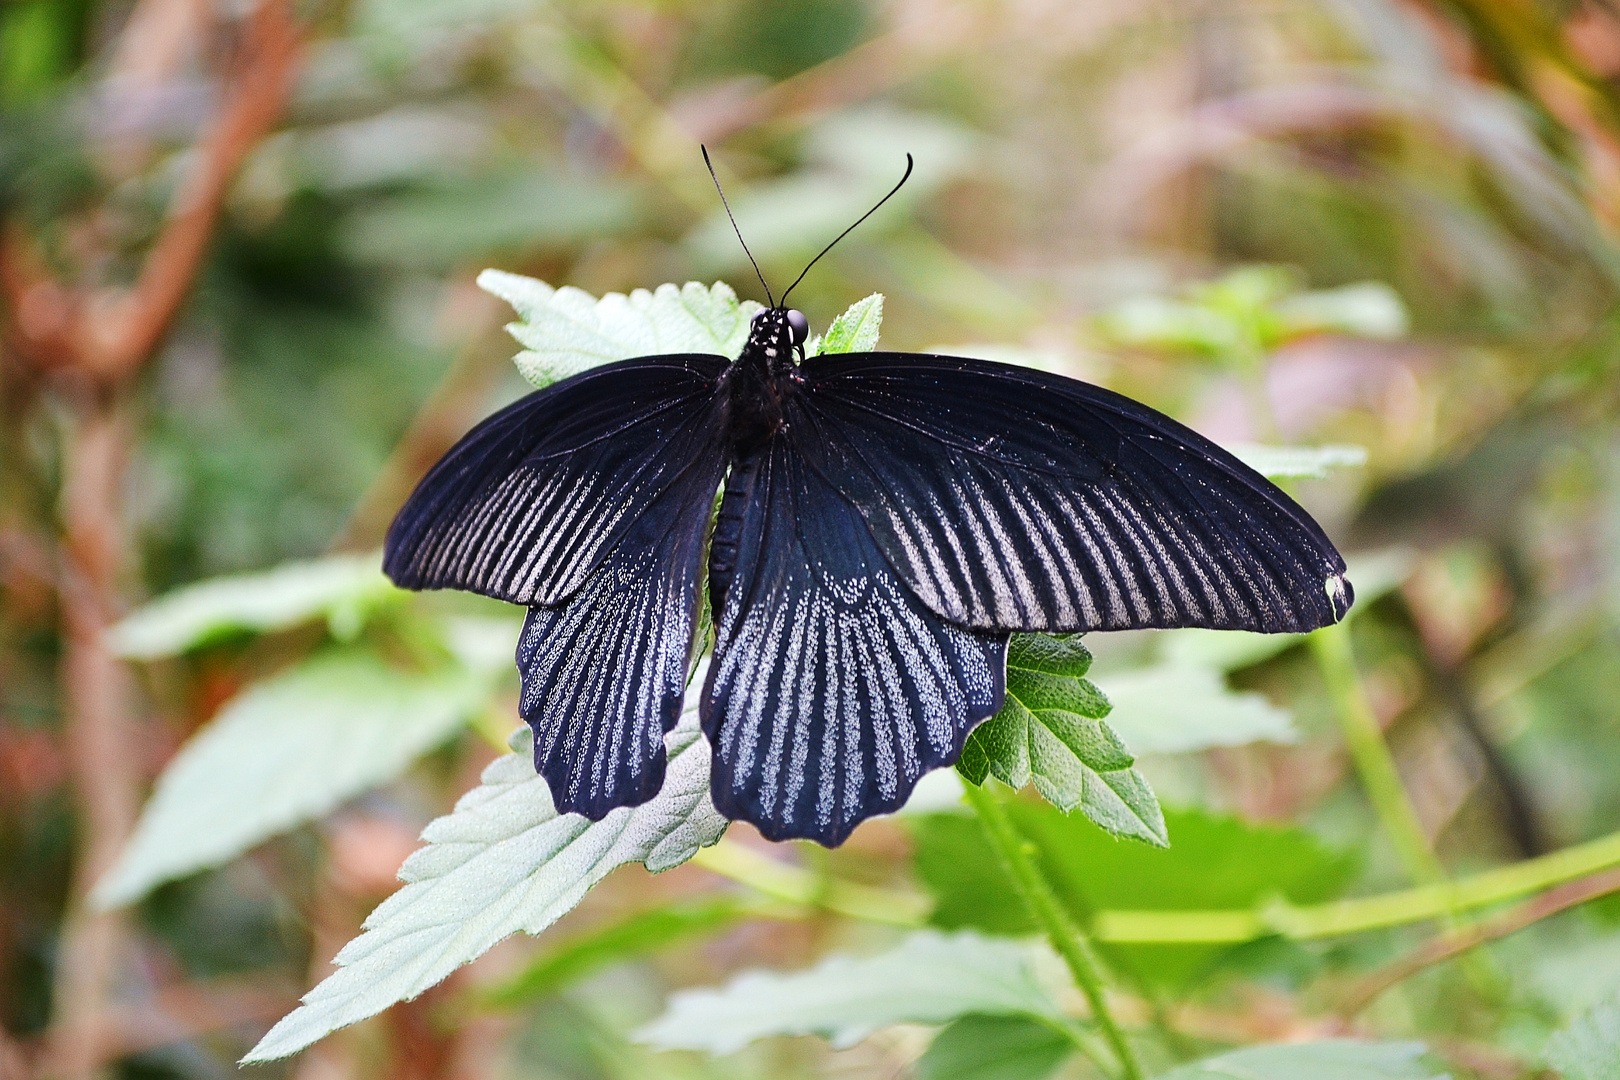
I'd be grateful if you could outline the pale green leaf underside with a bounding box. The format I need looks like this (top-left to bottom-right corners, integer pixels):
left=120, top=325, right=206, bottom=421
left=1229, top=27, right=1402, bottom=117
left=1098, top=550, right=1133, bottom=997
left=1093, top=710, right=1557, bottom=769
left=1094, top=664, right=1296, bottom=753
left=477, top=271, right=763, bottom=386
left=634, top=930, right=1063, bottom=1055
left=107, top=552, right=394, bottom=659
left=92, top=650, right=493, bottom=910
left=1546, top=992, right=1620, bottom=1080
left=242, top=677, right=727, bottom=1063
left=1156, top=1039, right=1447, bottom=1080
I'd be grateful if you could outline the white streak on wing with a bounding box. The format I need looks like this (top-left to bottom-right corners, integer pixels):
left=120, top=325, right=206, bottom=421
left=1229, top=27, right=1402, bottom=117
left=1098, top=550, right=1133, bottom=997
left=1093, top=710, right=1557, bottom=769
left=950, top=476, right=1019, bottom=625
left=993, top=475, right=1078, bottom=626
left=859, top=610, right=900, bottom=802
left=962, top=470, right=1036, bottom=625
left=1094, top=486, right=1178, bottom=620
left=751, top=580, right=795, bottom=815
left=881, top=504, right=949, bottom=617
left=1056, top=493, right=1131, bottom=625
left=1032, top=493, right=1101, bottom=626
left=814, top=615, right=839, bottom=827
left=781, top=595, right=815, bottom=818
left=1136, top=491, right=1227, bottom=622
left=1084, top=490, right=1154, bottom=622
left=925, top=487, right=984, bottom=622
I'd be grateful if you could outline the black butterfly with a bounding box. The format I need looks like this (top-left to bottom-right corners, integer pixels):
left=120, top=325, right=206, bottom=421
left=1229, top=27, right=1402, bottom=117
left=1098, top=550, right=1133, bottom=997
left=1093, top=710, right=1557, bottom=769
left=384, top=156, right=1352, bottom=846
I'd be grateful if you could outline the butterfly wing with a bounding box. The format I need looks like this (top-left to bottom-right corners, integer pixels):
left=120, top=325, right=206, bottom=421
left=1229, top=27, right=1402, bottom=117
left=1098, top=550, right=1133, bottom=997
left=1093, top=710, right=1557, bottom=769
left=702, top=440, right=1008, bottom=846
left=789, top=352, right=1353, bottom=634
left=516, top=439, right=726, bottom=818
left=384, top=354, right=728, bottom=606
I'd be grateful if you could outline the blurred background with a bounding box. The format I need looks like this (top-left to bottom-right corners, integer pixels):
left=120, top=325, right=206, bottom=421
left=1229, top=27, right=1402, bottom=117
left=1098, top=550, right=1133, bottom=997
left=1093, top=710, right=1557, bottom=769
left=5, top=0, right=1620, bottom=1077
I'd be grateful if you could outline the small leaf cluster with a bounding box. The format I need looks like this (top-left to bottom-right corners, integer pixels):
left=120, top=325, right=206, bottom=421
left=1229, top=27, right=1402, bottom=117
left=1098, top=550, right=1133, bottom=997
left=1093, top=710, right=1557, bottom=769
left=958, top=634, right=1166, bottom=846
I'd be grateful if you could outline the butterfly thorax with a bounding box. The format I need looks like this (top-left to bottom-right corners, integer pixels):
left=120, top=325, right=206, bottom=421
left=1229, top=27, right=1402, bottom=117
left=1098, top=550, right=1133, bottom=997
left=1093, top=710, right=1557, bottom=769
left=721, top=309, right=803, bottom=453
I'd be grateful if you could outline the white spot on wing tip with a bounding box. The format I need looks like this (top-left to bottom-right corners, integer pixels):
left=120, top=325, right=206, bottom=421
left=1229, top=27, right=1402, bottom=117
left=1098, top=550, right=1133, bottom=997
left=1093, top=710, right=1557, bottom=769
left=1326, top=572, right=1352, bottom=621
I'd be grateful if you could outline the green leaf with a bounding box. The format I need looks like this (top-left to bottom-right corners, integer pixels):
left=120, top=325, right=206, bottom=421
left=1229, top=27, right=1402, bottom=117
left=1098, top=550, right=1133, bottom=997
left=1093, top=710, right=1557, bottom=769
left=476, top=272, right=763, bottom=387
left=1156, top=1039, right=1446, bottom=1080
left=1547, top=991, right=1620, bottom=1080
left=911, top=805, right=1357, bottom=989
left=1093, top=664, right=1296, bottom=753
left=484, top=896, right=749, bottom=1006
left=916, top=1015, right=1073, bottom=1080
left=810, top=292, right=882, bottom=355
left=91, top=649, right=494, bottom=909
left=959, top=635, right=1166, bottom=846
left=1225, top=443, right=1369, bottom=479
left=634, top=930, right=1063, bottom=1055
left=242, top=683, right=728, bottom=1063
left=107, top=553, right=396, bottom=659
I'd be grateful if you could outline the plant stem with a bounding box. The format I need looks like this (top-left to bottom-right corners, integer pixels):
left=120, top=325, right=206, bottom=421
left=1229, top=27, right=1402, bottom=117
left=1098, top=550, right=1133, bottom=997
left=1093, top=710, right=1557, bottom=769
left=1093, top=823, right=1620, bottom=939
left=689, top=838, right=931, bottom=926
left=691, top=821, right=1620, bottom=945
left=1308, top=625, right=1509, bottom=997
left=1312, top=623, right=1504, bottom=995
left=1311, top=621, right=1447, bottom=888
left=961, top=781, right=1144, bottom=1080
left=1335, top=865, right=1620, bottom=1015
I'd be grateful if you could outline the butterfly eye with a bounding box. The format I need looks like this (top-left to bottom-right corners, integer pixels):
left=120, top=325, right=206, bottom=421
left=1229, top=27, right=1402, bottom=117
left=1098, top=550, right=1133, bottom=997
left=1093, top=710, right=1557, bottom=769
left=786, top=309, right=809, bottom=345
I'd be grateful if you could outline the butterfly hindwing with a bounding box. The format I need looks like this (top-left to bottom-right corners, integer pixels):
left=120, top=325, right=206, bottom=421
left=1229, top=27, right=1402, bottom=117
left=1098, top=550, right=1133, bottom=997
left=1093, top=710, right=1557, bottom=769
left=790, top=352, right=1352, bottom=635
left=702, top=440, right=1009, bottom=846
left=384, top=354, right=728, bottom=605
left=516, top=440, right=727, bottom=819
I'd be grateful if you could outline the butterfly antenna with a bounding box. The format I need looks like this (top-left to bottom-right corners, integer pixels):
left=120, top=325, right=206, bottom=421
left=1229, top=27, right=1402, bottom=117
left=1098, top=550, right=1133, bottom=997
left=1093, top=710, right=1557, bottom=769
left=702, top=145, right=774, bottom=308
left=780, top=153, right=914, bottom=308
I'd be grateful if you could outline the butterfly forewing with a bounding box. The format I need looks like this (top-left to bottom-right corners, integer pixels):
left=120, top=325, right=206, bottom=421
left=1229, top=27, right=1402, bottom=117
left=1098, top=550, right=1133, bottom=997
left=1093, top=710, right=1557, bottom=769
left=384, top=354, right=728, bottom=606
left=701, top=440, right=1009, bottom=846
left=790, top=352, right=1352, bottom=635
left=515, top=442, right=726, bottom=819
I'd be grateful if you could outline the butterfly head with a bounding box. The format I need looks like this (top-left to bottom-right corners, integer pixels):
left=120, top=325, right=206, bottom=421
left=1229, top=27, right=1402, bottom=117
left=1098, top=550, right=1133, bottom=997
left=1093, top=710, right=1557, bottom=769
left=746, top=307, right=809, bottom=370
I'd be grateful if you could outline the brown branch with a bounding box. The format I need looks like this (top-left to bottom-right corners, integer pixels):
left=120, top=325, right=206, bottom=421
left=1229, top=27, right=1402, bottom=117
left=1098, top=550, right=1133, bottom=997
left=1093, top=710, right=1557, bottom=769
left=0, top=1026, right=29, bottom=1080
left=49, top=404, right=142, bottom=1080
left=1336, top=865, right=1620, bottom=1016
left=92, top=0, right=301, bottom=381
left=1, top=0, right=302, bottom=385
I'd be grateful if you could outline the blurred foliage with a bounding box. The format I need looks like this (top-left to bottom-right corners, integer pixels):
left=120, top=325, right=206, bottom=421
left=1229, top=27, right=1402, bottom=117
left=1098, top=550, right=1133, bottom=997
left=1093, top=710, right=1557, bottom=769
left=7, top=0, right=1620, bottom=1077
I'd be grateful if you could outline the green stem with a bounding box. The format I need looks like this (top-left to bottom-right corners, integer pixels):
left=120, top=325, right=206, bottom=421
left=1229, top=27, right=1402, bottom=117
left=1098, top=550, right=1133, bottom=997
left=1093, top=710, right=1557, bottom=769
left=691, top=824, right=1620, bottom=946
left=1311, top=622, right=1447, bottom=888
left=1095, top=827, right=1620, bottom=939
left=962, top=781, right=1144, bottom=1080
left=688, top=839, right=930, bottom=926
left=1310, top=623, right=1507, bottom=992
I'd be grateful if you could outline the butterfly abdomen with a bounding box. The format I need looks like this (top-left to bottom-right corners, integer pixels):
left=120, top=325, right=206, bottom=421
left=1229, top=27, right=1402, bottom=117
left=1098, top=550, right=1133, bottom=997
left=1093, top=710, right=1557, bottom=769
left=707, top=453, right=763, bottom=618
